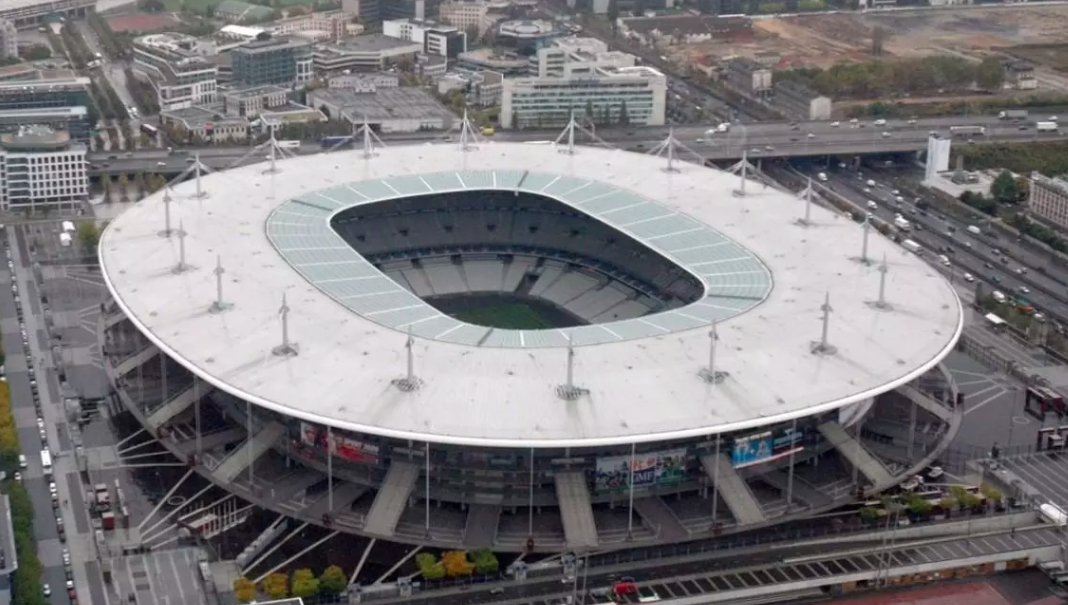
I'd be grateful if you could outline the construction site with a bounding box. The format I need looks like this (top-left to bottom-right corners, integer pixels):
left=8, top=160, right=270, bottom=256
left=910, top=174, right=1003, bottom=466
left=667, top=5, right=1068, bottom=93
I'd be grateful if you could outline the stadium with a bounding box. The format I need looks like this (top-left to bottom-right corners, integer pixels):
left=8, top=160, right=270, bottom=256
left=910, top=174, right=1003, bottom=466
left=98, top=135, right=965, bottom=554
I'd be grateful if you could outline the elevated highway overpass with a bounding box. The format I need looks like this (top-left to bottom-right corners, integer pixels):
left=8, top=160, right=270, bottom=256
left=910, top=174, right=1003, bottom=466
left=87, top=114, right=1067, bottom=176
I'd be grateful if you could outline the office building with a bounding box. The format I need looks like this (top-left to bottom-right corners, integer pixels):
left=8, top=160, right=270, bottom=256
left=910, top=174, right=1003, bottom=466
left=0, top=0, right=94, bottom=29
left=222, top=85, right=288, bottom=117
left=327, top=71, right=399, bottom=91
left=312, top=34, right=422, bottom=73
left=132, top=33, right=218, bottom=111
left=0, top=19, right=16, bottom=60
left=437, top=69, right=501, bottom=106
left=0, top=75, right=91, bottom=112
left=160, top=106, right=249, bottom=142
left=457, top=48, right=526, bottom=75
left=497, top=19, right=559, bottom=52
left=231, top=37, right=313, bottom=87
left=1028, top=173, right=1068, bottom=233
left=0, top=106, right=89, bottom=142
left=501, top=65, right=666, bottom=129
left=0, top=125, right=87, bottom=212
left=383, top=18, right=466, bottom=59
left=530, top=37, right=634, bottom=78
left=438, top=0, right=498, bottom=37
left=380, top=0, right=442, bottom=22
left=771, top=80, right=831, bottom=121
left=725, top=58, right=771, bottom=95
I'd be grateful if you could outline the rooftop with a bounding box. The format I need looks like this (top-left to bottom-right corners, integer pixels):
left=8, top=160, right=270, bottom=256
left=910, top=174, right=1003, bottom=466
left=161, top=105, right=246, bottom=128
left=622, top=15, right=752, bottom=37
left=307, top=88, right=455, bottom=123
left=224, top=84, right=288, bottom=99
left=233, top=36, right=312, bottom=54
left=100, top=142, right=963, bottom=448
left=320, top=33, right=422, bottom=54
left=0, top=124, right=72, bottom=150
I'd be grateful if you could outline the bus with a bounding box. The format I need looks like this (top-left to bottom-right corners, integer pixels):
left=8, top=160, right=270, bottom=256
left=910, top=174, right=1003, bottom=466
left=141, top=123, right=157, bottom=137
left=949, top=125, right=986, bottom=137
left=40, top=449, right=52, bottom=476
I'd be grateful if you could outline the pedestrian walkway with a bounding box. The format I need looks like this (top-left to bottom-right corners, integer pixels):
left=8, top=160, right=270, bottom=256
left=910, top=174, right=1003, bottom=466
left=818, top=422, right=894, bottom=488
left=699, top=453, right=766, bottom=525
left=364, top=461, right=420, bottom=537
left=553, top=471, right=599, bottom=549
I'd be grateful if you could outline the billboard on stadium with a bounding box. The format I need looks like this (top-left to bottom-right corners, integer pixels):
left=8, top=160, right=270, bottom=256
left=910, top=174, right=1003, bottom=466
left=732, top=427, right=804, bottom=468
left=300, top=422, right=380, bottom=464
left=593, top=449, right=686, bottom=491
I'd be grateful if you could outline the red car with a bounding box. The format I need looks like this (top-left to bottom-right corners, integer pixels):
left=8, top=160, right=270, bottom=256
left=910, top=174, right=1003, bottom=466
left=613, top=581, right=638, bottom=597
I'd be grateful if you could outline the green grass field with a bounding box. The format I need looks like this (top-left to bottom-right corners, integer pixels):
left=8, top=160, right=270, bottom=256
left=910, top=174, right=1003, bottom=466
left=452, top=301, right=557, bottom=330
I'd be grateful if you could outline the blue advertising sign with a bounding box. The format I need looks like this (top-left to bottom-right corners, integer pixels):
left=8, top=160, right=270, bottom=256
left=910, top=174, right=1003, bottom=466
left=731, top=432, right=773, bottom=468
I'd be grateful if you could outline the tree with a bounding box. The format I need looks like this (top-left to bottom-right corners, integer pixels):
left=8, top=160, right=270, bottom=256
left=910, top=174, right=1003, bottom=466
left=442, top=551, right=474, bottom=577
left=291, top=568, right=319, bottom=599
left=464, top=24, right=480, bottom=47
left=118, top=173, right=129, bottom=202
left=871, top=26, right=887, bottom=57
left=318, top=565, right=348, bottom=596
left=101, top=174, right=112, bottom=202
left=1014, top=175, right=1030, bottom=202
left=976, top=56, right=1004, bottom=91
left=990, top=170, right=1019, bottom=204
left=607, top=0, right=619, bottom=35
left=584, top=100, right=595, bottom=124
left=22, top=44, right=52, bottom=61
left=618, top=100, right=630, bottom=126
left=77, top=221, right=102, bottom=255
left=261, top=572, right=288, bottom=599
left=233, top=577, right=256, bottom=603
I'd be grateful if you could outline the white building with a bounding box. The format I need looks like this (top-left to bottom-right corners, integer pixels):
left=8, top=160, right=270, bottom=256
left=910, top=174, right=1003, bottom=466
left=530, top=37, right=635, bottom=78
left=0, top=18, right=16, bottom=60
left=382, top=18, right=466, bottom=58
left=132, top=33, right=218, bottom=111
left=924, top=135, right=951, bottom=184
left=438, top=0, right=498, bottom=37
left=0, top=126, right=87, bottom=212
left=501, top=65, right=666, bottom=129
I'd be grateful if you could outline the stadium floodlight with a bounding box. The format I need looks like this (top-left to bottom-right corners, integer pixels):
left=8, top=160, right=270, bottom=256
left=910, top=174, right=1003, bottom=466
left=874, top=254, right=892, bottom=311
left=732, top=150, right=749, bottom=197
left=172, top=220, right=189, bottom=275
left=391, top=325, right=423, bottom=392
left=699, top=321, right=727, bottom=385
left=556, top=334, right=589, bottom=401
left=860, top=214, right=872, bottom=265
left=796, top=177, right=814, bottom=227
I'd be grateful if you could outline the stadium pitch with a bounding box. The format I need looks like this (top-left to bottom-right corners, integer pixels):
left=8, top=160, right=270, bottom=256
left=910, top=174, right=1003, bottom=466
left=432, top=295, right=584, bottom=330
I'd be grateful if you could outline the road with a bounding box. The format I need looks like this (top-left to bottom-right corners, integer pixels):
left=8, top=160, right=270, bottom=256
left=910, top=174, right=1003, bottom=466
left=86, top=114, right=1068, bottom=175
left=817, top=170, right=1068, bottom=324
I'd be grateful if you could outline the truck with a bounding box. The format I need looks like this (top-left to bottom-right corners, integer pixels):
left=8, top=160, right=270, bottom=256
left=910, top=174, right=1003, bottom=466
left=902, top=240, right=922, bottom=255
left=998, top=109, right=1028, bottom=120
left=93, top=483, right=111, bottom=512
left=1040, top=502, right=1067, bottom=526
left=1037, top=121, right=1059, bottom=133
left=40, top=449, right=52, bottom=476
left=967, top=225, right=981, bottom=235
left=894, top=216, right=911, bottom=231
left=61, top=220, right=75, bottom=233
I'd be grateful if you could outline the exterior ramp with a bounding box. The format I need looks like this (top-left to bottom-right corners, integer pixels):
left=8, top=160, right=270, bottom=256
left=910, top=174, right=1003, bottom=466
left=632, top=496, right=690, bottom=541
left=147, top=386, right=213, bottom=430
left=363, top=461, right=419, bottom=537
left=114, top=345, right=158, bottom=377
left=699, top=453, right=766, bottom=525
left=211, top=422, right=286, bottom=483
left=463, top=504, right=502, bottom=549
left=898, top=385, right=954, bottom=422
left=818, top=421, right=894, bottom=488
left=554, top=471, right=599, bottom=549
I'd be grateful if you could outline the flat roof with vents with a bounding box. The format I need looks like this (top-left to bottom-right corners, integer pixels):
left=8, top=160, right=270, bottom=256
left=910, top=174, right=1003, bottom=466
left=99, top=142, right=963, bottom=448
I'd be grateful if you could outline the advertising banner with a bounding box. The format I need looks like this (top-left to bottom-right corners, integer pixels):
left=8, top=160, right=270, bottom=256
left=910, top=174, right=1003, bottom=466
left=593, top=449, right=686, bottom=491
left=300, top=422, right=380, bottom=464
left=732, top=427, right=805, bottom=468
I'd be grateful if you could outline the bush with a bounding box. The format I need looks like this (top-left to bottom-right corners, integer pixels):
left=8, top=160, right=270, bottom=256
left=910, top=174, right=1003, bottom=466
left=442, top=551, right=474, bottom=577
left=470, top=549, right=499, bottom=575
left=0, top=381, right=19, bottom=473
left=415, top=553, right=446, bottom=580
left=232, top=577, right=256, bottom=603
left=261, top=572, right=288, bottom=599
left=291, top=569, right=318, bottom=599
left=318, top=565, right=347, bottom=596
left=6, top=483, right=47, bottom=605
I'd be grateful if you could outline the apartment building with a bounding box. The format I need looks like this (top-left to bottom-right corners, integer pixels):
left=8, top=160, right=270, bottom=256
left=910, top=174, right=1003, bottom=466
left=1028, top=173, right=1068, bottom=233
left=0, top=75, right=91, bottom=112
left=383, top=18, right=466, bottom=59
left=501, top=65, right=666, bottom=129
left=0, top=125, right=87, bottom=212
left=231, top=36, right=313, bottom=87
left=0, top=19, right=16, bottom=60
left=132, top=33, right=218, bottom=111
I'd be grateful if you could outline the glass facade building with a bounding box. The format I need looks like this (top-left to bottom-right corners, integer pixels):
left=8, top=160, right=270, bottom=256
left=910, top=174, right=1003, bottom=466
left=232, top=38, right=313, bottom=87
left=501, top=67, right=667, bottom=129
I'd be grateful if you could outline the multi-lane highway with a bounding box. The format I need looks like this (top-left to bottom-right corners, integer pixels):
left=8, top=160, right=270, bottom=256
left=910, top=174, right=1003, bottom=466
left=816, top=169, right=1068, bottom=323
left=87, top=114, right=1068, bottom=175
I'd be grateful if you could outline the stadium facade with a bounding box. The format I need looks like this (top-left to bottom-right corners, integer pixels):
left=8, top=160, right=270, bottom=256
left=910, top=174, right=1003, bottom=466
left=98, top=138, right=965, bottom=553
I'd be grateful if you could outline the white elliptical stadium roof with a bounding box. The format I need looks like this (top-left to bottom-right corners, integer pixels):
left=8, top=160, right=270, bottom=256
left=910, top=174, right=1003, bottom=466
left=100, top=141, right=963, bottom=448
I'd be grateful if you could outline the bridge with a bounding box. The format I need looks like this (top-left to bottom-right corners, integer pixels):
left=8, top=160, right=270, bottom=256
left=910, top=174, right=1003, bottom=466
left=88, top=114, right=1066, bottom=176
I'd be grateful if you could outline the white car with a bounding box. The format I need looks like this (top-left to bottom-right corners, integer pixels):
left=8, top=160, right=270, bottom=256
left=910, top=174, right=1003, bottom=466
left=881, top=131, right=892, bottom=138
left=43, top=584, right=51, bottom=597
left=830, top=121, right=840, bottom=127
left=866, top=200, right=878, bottom=210
left=807, top=132, right=815, bottom=138
left=1050, top=116, right=1059, bottom=122
left=963, top=273, right=975, bottom=282
left=49, top=481, right=57, bottom=494
left=156, top=161, right=166, bottom=167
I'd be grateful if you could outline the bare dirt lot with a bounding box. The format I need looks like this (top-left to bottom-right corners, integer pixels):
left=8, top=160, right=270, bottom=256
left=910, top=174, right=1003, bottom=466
left=668, top=5, right=1068, bottom=69
left=105, top=12, right=180, bottom=33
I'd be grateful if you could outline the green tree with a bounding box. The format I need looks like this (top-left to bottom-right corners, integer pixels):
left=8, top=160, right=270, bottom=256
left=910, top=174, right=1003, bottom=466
left=233, top=577, right=256, bottom=603
left=77, top=220, right=102, bottom=255
left=976, top=56, right=1005, bottom=91
left=318, top=565, right=348, bottom=596
left=618, top=100, right=630, bottom=126
left=990, top=170, right=1019, bottom=204
left=118, top=173, right=129, bottom=202
left=22, top=44, right=52, bottom=60
left=607, top=0, right=619, bottom=35
left=261, top=572, right=288, bottom=599
left=858, top=507, right=880, bottom=523
left=291, top=568, right=319, bottom=599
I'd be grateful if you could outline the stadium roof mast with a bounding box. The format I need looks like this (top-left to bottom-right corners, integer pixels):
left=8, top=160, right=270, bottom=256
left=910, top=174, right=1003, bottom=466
left=159, top=188, right=174, bottom=238
left=869, top=254, right=893, bottom=311
left=210, top=255, right=232, bottom=314
left=796, top=177, right=815, bottom=227
left=355, top=115, right=385, bottom=160
left=859, top=214, right=872, bottom=265
left=457, top=109, right=483, bottom=153
left=647, top=129, right=704, bottom=173
left=698, top=321, right=727, bottom=384
left=391, top=326, right=423, bottom=392
left=556, top=334, right=589, bottom=401
left=272, top=293, right=299, bottom=357
left=172, top=220, right=189, bottom=274
left=810, top=292, right=837, bottom=356
left=552, top=111, right=607, bottom=155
